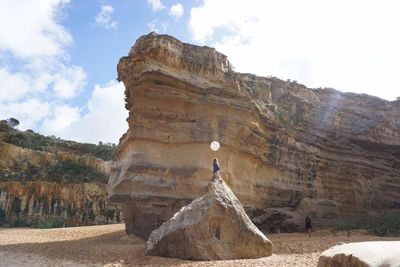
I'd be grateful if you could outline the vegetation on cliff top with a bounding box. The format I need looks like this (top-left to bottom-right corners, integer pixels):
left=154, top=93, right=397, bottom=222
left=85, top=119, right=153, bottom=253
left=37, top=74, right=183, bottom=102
left=0, top=160, right=109, bottom=183
left=0, top=118, right=112, bottom=183
left=0, top=118, right=115, bottom=161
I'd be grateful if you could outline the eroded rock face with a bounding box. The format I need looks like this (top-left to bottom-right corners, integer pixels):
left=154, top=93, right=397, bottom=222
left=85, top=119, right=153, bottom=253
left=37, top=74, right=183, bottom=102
left=0, top=142, right=121, bottom=226
left=109, top=32, right=400, bottom=236
left=317, top=242, right=400, bottom=267
left=145, top=176, right=273, bottom=260
left=0, top=181, right=121, bottom=226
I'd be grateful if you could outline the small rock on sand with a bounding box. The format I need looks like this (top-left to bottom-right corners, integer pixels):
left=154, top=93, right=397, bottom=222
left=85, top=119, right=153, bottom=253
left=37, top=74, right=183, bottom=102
left=317, top=241, right=400, bottom=267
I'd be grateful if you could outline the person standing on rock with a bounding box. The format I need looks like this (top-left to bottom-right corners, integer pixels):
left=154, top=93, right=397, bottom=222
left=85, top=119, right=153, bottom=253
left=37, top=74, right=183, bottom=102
left=305, top=216, right=312, bottom=238
left=213, top=158, right=220, bottom=177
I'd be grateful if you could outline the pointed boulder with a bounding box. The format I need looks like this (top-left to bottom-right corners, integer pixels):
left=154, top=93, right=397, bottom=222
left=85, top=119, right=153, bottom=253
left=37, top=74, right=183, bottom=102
left=145, top=176, right=273, bottom=260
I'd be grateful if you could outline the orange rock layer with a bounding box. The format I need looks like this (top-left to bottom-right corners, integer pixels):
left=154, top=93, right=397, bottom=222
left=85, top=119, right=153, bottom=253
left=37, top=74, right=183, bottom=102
left=0, top=142, right=121, bottom=226
left=109, top=32, right=400, bottom=236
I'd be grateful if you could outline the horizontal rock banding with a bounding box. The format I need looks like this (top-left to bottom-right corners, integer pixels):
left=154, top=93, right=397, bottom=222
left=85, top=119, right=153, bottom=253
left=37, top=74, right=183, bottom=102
left=0, top=141, right=120, bottom=226
left=109, top=32, right=400, bottom=236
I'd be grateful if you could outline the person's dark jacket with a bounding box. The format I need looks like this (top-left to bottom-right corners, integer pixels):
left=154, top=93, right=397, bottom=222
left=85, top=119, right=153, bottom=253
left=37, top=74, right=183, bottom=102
left=305, top=217, right=312, bottom=229
left=213, top=161, right=220, bottom=174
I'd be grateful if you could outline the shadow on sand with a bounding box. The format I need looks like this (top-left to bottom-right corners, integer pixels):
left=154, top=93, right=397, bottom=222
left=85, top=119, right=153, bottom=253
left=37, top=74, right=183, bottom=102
left=0, top=228, right=193, bottom=266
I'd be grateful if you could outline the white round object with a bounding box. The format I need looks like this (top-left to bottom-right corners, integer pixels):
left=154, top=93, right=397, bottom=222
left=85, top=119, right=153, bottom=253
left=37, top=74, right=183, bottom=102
left=210, top=141, right=220, bottom=151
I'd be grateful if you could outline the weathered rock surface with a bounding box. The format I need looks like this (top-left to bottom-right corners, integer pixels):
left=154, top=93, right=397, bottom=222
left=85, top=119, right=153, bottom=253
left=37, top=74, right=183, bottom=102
left=317, top=241, right=400, bottom=267
left=0, top=180, right=121, bottom=226
left=108, top=32, right=400, bottom=236
left=0, top=141, right=121, bottom=226
left=145, top=176, right=273, bottom=260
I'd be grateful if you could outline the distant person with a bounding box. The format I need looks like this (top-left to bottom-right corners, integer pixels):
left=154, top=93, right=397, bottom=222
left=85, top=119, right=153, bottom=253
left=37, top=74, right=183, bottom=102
left=305, top=216, right=312, bottom=238
left=213, top=158, right=220, bottom=177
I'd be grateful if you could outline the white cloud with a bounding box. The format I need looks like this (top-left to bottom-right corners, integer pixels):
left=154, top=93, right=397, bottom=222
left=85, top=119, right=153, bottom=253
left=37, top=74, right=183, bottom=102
left=95, top=5, right=118, bottom=30
left=0, top=0, right=89, bottom=138
left=41, top=105, right=80, bottom=132
left=0, top=63, right=86, bottom=102
left=189, top=0, right=400, bottom=101
left=169, top=3, right=184, bottom=19
left=0, top=1, right=126, bottom=144
left=0, top=99, right=50, bottom=130
left=147, top=0, right=165, bottom=11
left=147, top=20, right=168, bottom=33
left=0, top=68, right=31, bottom=102
left=53, top=65, right=87, bottom=99
left=0, top=0, right=71, bottom=59
left=147, top=21, right=158, bottom=32
left=45, top=81, right=128, bottom=144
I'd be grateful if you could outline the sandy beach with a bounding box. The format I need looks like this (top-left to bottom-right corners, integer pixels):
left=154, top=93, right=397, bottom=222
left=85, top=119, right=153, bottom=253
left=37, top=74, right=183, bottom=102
left=0, top=224, right=399, bottom=267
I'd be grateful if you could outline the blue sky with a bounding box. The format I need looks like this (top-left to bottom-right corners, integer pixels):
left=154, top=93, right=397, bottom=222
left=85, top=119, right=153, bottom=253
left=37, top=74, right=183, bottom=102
left=1, top=0, right=399, bottom=144
left=64, top=0, right=194, bottom=107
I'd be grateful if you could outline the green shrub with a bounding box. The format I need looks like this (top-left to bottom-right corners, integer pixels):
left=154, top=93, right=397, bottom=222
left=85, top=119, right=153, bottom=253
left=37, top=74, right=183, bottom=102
left=0, top=208, right=6, bottom=224
left=1, top=159, right=108, bottom=183
left=329, top=211, right=400, bottom=237
left=1, top=124, right=115, bottom=160
left=13, top=217, right=29, bottom=227
left=47, top=160, right=108, bottom=183
left=362, top=210, right=400, bottom=236
left=32, top=217, right=64, bottom=229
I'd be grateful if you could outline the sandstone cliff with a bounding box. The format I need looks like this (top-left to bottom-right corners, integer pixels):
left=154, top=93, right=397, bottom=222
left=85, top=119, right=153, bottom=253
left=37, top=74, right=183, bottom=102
left=109, top=32, right=400, bottom=235
left=0, top=124, right=121, bottom=227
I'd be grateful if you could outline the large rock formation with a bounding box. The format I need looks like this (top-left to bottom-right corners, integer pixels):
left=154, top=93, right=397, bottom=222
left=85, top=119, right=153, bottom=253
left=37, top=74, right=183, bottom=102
left=145, top=176, right=273, bottom=260
left=108, top=32, right=400, bottom=236
left=317, top=241, right=400, bottom=267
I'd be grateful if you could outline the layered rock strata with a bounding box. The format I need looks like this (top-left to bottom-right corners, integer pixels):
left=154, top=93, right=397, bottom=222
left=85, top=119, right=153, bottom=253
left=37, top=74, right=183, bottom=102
left=0, top=142, right=121, bottom=226
left=0, top=181, right=121, bottom=226
left=145, top=176, right=273, bottom=260
left=108, top=32, right=400, bottom=236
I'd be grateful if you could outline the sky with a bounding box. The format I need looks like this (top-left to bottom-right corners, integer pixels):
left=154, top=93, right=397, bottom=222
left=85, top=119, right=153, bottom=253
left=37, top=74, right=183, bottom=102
left=0, top=0, right=399, bottom=144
